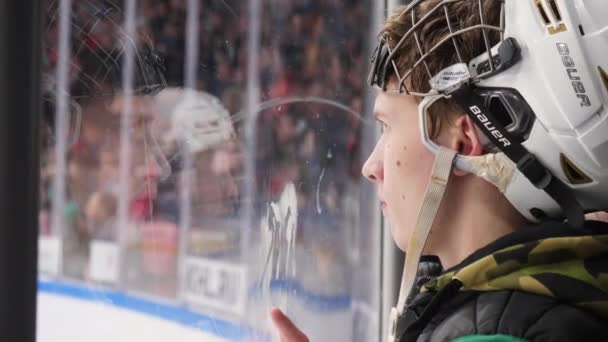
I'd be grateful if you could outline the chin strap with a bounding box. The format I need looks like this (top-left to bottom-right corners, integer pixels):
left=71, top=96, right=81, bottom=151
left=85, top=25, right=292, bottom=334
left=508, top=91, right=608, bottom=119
left=388, top=147, right=457, bottom=342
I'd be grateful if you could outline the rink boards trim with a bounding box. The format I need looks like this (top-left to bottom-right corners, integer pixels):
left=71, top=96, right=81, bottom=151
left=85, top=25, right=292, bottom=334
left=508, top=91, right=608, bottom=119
left=38, top=278, right=352, bottom=340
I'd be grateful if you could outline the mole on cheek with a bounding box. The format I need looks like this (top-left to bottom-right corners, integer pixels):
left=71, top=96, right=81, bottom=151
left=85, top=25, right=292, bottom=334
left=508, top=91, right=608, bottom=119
left=403, top=146, right=407, bottom=151
left=396, top=161, right=401, bottom=167
left=401, top=195, right=405, bottom=200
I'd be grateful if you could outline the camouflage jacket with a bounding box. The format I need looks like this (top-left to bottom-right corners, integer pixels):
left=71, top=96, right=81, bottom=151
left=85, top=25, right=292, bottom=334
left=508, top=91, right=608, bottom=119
left=396, top=220, right=608, bottom=342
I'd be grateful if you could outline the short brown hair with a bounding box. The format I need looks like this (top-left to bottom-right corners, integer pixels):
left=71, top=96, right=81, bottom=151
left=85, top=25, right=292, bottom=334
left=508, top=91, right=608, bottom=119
left=382, top=0, right=503, bottom=135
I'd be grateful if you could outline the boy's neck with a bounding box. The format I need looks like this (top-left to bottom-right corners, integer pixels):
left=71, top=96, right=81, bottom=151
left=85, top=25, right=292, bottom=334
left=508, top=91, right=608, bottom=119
left=429, top=177, right=525, bottom=269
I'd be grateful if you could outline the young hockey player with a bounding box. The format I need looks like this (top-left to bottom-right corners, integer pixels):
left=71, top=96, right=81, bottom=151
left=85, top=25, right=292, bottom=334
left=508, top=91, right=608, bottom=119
left=272, top=0, right=608, bottom=341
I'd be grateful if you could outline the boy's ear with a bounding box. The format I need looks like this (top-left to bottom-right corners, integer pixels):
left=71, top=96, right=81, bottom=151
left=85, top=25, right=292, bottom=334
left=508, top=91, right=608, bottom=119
left=448, top=115, right=484, bottom=177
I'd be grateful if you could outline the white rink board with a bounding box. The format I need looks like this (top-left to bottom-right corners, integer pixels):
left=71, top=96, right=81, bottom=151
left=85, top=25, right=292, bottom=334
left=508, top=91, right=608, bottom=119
left=181, top=257, right=247, bottom=316
left=36, top=279, right=256, bottom=342
left=37, top=293, right=228, bottom=342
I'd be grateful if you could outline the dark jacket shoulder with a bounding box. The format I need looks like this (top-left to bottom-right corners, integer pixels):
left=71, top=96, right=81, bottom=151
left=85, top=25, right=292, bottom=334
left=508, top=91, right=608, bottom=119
left=414, top=290, right=608, bottom=342
left=399, top=221, right=608, bottom=342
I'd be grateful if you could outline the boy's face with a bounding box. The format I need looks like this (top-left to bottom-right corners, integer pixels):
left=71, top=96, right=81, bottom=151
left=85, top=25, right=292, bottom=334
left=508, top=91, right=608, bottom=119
left=362, top=90, right=437, bottom=251
left=102, top=95, right=167, bottom=202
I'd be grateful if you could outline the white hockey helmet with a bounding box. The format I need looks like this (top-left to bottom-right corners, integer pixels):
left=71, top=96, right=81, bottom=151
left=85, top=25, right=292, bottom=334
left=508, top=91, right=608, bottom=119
left=154, top=88, right=235, bottom=156
left=369, top=0, right=608, bottom=226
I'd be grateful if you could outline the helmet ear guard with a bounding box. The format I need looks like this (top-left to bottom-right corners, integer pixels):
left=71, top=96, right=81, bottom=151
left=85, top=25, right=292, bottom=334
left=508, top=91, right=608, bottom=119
left=417, top=94, right=564, bottom=222
left=472, top=87, right=536, bottom=148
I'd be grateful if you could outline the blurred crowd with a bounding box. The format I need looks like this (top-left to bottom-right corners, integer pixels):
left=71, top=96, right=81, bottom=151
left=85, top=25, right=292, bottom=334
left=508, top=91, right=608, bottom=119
left=39, top=0, right=370, bottom=297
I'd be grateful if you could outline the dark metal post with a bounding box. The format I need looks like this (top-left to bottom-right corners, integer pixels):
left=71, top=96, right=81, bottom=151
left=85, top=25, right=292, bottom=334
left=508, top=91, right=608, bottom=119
left=0, top=1, right=43, bottom=341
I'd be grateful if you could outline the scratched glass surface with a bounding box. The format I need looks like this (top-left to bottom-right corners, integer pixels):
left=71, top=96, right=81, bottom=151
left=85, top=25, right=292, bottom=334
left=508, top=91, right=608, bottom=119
left=38, top=1, right=381, bottom=341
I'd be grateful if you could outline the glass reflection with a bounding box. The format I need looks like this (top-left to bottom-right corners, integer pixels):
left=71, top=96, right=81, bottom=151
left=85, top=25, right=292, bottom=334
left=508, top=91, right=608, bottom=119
left=38, top=0, right=379, bottom=341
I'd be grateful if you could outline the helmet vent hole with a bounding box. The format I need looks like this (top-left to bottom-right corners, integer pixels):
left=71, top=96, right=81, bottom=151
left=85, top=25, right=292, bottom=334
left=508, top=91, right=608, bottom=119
left=560, top=154, right=593, bottom=185
left=488, top=96, right=513, bottom=129
left=598, top=66, right=608, bottom=95
left=536, top=3, right=551, bottom=25
left=548, top=0, right=562, bottom=22
left=579, top=24, right=586, bottom=36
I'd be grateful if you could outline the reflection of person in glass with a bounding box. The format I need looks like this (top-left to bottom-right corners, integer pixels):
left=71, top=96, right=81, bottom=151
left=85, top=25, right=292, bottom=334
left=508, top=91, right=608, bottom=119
left=41, top=2, right=168, bottom=279
left=75, top=91, right=174, bottom=289
left=273, top=1, right=608, bottom=341
left=153, top=88, right=241, bottom=255
left=96, top=94, right=169, bottom=220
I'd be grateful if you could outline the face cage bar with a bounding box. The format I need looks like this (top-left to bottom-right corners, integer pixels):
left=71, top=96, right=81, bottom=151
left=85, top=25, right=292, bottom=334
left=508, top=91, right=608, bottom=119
left=368, top=0, right=506, bottom=96
left=45, top=0, right=167, bottom=100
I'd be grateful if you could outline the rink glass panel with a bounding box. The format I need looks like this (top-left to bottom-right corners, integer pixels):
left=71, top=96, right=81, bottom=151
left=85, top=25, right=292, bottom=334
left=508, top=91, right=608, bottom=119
left=38, top=0, right=381, bottom=341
